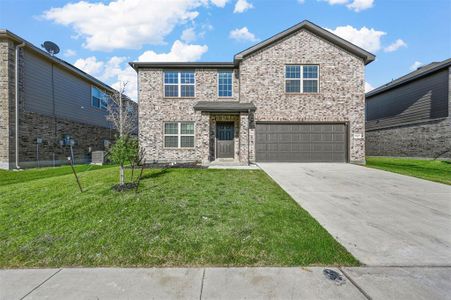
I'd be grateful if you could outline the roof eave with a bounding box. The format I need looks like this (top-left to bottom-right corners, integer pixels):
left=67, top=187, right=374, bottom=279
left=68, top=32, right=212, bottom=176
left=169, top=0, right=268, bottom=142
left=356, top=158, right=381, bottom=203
left=129, top=62, right=236, bottom=71
left=366, top=59, right=451, bottom=98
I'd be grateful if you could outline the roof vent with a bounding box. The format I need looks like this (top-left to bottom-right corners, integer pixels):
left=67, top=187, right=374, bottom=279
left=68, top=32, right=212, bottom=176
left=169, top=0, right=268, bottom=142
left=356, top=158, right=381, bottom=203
left=41, top=41, right=60, bottom=56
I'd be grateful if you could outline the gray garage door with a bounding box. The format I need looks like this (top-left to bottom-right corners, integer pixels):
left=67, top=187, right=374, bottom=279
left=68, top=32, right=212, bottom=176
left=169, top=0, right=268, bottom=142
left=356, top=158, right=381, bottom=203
left=256, top=123, right=347, bottom=162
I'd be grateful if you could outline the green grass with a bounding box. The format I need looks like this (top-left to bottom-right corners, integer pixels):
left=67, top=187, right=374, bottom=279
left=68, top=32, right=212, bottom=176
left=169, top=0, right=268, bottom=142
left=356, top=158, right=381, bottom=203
left=0, top=164, right=115, bottom=187
left=366, top=157, right=451, bottom=185
left=0, top=166, right=358, bottom=268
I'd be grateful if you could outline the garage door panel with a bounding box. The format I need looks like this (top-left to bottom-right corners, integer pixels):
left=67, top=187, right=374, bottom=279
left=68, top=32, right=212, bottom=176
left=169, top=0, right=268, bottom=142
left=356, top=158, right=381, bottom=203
left=256, top=123, right=347, bottom=162
left=278, top=143, right=291, bottom=152
left=333, top=133, right=345, bottom=142
left=322, top=133, right=333, bottom=141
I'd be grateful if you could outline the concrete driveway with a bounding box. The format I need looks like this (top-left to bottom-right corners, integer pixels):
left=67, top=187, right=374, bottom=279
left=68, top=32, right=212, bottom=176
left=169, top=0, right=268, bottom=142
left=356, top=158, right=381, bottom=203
left=258, top=163, right=451, bottom=266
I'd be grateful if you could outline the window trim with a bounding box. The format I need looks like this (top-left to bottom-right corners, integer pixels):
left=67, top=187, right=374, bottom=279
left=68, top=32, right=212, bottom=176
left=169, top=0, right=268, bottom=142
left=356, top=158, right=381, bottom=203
left=163, top=121, right=196, bottom=149
left=217, top=70, right=234, bottom=98
left=284, top=64, right=320, bottom=94
left=91, top=86, right=109, bottom=110
left=163, top=70, right=196, bottom=98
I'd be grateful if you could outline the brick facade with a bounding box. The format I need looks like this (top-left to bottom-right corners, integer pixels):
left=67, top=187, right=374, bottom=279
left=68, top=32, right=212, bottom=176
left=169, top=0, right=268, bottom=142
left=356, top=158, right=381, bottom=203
left=239, top=29, right=365, bottom=163
left=138, top=26, right=366, bottom=165
left=0, top=39, right=15, bottom=169
left=366, top=67, right=451, bottom=159
left=16, top=111, right=114, bottom=168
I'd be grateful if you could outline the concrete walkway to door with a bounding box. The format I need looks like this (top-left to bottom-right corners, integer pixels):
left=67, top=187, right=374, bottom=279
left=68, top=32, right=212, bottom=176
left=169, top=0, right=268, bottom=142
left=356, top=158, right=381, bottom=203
left=258, top=163, right=451, bottom=266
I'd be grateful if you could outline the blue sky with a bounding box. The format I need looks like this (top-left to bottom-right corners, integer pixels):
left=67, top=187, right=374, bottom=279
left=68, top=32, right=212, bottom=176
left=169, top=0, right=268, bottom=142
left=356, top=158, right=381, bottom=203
left=1, top=0, right=450, bottom=98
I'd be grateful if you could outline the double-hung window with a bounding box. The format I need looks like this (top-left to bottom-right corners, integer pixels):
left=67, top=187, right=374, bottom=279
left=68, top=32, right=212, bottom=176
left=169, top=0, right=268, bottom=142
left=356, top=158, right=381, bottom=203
left=164, top=71, right=195, bottom=97
left=91, top=86, right=109, bottom=110
left=164, top=122, right=195, bottom=148
left=218, top=71, right=233, bottom=97
left=285, top=65, right=319, bottom=93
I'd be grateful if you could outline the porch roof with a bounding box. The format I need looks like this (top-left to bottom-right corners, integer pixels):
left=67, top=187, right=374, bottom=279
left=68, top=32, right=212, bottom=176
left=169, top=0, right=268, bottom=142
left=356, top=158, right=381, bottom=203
left=193, top=101, right=256, bottom=113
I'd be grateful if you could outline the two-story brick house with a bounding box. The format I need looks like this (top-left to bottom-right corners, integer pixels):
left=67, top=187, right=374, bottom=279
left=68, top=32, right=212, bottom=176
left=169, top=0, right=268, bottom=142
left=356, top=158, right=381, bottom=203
left=130, top=20, right=375, bottom=165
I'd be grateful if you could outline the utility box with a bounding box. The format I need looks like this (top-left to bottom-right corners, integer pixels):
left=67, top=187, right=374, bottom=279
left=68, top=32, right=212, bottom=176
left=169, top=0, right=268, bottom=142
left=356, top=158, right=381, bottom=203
left=91, top=151, right=105, bottom=165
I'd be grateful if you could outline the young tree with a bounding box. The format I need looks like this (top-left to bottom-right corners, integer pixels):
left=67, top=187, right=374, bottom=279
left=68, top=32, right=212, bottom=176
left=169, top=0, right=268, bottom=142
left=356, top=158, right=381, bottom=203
left=106, top=81, right=138, bottom=186
left=109, top=136, right=137, bottom=186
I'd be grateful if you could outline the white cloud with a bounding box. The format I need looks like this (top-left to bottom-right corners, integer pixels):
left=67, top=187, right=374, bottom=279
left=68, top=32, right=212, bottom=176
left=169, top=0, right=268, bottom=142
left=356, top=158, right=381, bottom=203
left=327, top=25, right=386, bottom=53
left=138, top=40, right=208, bottom=62
left=63, top=49, right=77, bottom=57
left=74, top=56, right=104, bottom=75
left=229, top=27, right=258, bottom=42
left=297, top=0, right=306, bottom=3
left=324, top=0, right=348, bottom=4
left=234, top=0, right=253, bottom=13
left=181, top=28, right=197, bottom=43
left=210, top=0, right=229, bottom=7
left=410, top=61, right=423, bottom=71
left=346, top=0, right=374, bottom=12
left=42, top=0, right=222, bottom=51
left=384, top=39, right=407, bottom=52
left=74, top=40, right=208, bottom=100
left=322, top=0, right=374, bottom=12
left=365, top=82, right=374, bottom=93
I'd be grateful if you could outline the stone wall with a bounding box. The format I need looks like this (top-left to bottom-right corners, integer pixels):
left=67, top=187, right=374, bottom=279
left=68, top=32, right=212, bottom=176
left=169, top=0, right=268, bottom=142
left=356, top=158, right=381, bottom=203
left=366, top=67, right=451, bottom=159
left=239, top=29, right=366, bottom=164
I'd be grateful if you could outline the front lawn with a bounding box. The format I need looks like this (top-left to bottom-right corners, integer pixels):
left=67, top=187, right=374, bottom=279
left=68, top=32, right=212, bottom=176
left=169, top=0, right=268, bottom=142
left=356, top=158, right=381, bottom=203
left=0, top=164, right=114, bottom=187
left=0, top=166, right=358, bottom=268
left=366, top=157, right=451, bottom=185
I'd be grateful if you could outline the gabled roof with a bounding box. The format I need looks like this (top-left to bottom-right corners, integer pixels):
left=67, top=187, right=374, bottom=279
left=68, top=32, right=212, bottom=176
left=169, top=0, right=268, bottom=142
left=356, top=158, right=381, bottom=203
left=0, top=29, right=117, bottom=94
left=366, top=58, right=451, bottom=98
left=234, top=20, right=376, bottom=65
left=130, top=20, right=375, bottom=71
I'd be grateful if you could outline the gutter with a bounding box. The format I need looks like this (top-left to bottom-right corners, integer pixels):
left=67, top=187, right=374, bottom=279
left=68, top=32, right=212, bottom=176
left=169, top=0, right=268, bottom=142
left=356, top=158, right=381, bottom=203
left=15, top=42, right=25, bottom=169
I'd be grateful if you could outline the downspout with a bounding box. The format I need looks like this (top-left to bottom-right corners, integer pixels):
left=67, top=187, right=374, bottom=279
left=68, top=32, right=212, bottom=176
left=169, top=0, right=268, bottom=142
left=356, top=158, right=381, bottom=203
left=15, top=42, right=26, bottom=169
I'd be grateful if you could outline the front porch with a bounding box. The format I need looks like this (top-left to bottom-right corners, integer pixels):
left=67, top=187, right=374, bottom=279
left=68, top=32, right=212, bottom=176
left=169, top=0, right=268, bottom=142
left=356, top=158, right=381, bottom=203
left=193, top=101, right=256, bottom=166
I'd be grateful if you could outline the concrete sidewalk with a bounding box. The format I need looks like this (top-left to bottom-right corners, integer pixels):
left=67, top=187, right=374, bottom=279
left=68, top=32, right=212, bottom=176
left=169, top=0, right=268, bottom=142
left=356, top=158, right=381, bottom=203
left=1, top=267, right=450, bottom=300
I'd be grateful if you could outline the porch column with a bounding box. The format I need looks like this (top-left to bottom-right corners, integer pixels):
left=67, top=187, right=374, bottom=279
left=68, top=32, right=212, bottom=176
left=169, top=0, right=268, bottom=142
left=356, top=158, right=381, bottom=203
left=197, top=111, right=210, bottom=165
left=239, top=113, right=249, bottom=163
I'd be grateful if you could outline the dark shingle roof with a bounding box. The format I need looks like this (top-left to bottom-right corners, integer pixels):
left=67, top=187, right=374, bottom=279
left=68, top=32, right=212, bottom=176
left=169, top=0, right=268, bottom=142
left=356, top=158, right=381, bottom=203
left=366, top=58, right=451, bottom=98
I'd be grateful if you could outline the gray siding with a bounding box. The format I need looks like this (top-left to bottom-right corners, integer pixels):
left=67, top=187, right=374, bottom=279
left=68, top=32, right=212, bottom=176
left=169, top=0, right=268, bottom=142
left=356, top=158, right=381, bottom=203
left=366, top=69, right=449, bottom=130
left=23, top=49, right=110, bottom=128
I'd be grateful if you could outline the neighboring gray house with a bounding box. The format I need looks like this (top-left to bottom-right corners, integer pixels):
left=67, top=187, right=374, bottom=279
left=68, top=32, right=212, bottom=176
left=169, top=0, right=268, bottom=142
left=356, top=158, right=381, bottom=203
left=366, top=58, right=451, bottom=159
left=0, top=30, right=135, bottom=169
left=131, top=20, right=375, bottom=165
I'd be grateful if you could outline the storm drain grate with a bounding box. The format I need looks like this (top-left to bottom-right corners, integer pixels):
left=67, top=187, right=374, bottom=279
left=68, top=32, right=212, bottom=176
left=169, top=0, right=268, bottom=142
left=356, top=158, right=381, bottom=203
left=323, top=269, right=346, bottom=285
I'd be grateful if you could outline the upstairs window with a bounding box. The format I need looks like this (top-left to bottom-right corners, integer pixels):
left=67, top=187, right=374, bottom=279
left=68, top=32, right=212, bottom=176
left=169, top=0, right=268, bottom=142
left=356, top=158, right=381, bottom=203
left=91, top=86, right=109, bottom=110
left=218, top=71, right=233, bottom=97
left=164, top=122, right=195, bottom=148
left=285, top=65, right=319, bottom=93
left=164, top=71, right=195, bottom=97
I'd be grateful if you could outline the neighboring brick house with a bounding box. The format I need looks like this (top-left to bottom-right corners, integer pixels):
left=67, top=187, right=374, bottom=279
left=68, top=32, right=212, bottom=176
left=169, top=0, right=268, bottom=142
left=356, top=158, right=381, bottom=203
left=366, top=58, right=451, bottom=159
left=130, top=20, right=375, bottom=165
left=0, top=30, right=136, bottom=169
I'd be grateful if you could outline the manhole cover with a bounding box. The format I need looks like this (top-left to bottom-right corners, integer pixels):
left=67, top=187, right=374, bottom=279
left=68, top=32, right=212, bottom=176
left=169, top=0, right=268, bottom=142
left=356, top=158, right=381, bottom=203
left=323, top=269, right=345, bottom=285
